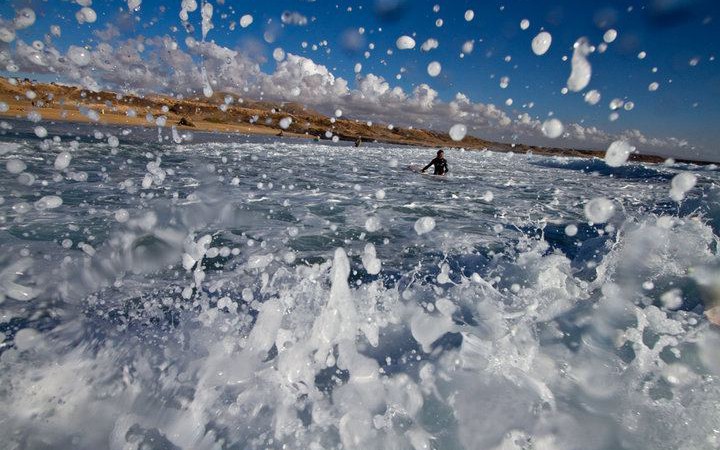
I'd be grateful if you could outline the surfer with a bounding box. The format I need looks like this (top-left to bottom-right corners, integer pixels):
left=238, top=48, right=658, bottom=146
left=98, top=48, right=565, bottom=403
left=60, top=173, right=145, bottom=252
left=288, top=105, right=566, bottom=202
left=421, top=150, right=449, bottom=175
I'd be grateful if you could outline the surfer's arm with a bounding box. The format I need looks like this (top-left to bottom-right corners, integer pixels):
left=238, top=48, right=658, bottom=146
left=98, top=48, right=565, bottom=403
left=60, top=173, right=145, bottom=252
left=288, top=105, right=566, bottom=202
left=421, top=159, right=435, bottom=172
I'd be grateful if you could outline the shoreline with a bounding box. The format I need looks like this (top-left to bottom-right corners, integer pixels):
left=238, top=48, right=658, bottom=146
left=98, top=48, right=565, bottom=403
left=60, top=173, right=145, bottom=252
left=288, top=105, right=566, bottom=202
left=0, top=77, right=715, bottom=165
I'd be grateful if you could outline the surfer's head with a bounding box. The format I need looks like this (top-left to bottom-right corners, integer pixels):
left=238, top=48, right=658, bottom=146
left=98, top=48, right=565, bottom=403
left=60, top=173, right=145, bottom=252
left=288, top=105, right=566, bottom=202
left=437, top=150, right=444, bottom=158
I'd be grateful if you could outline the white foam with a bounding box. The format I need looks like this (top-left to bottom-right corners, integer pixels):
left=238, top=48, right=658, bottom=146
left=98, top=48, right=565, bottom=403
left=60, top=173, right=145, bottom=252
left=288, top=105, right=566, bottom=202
left=449, top=123, right=467, bottom=141
left=75, top=6, right=97, bottom=24
left=541, top=118, right=564, bottom=138
left=365, top=216, right=381, bottom=232
left=279, top=117, right=292, bottom=129
left=532, top=31, right=552, bottom=56
left=239, top=14, right=253, bottom=28
left=603, top=29, right=617, bottom=43
left=604, top=140, right=634, bottom=167
left=396, top=35, right=416, bottom=50
left=6, top=158, right=26, bottom=174
left=34, top=126, right=48, bottom=138
left=584, top=197, right=615, bottom=223
left=567, top=38, right=593, bottom=92
left=35, top=195, right=63, bottom=210
left=201, top=1, right=214, bottom=39
left=669, top=172, right=697, bottom=202
left=414, top=216, right=436, bottom=235
left=584, top=89, right=601, bottom=105
left=14, top=8, right=36, bottom=29
left=361, top=243, right=382, bottom=275
left=1, top=141, right=717, bottom=450
left=54, top=152, right=72, bottom=170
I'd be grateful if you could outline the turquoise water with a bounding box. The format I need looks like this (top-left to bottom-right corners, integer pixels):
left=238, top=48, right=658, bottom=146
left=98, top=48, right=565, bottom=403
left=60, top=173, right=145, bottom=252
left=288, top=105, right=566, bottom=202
left=0, top=121, right=719, bottom=449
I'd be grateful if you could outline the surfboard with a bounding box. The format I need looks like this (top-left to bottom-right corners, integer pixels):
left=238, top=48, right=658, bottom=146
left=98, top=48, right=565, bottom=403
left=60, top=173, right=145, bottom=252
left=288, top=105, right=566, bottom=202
left=407, top=164, right=449, bottom=179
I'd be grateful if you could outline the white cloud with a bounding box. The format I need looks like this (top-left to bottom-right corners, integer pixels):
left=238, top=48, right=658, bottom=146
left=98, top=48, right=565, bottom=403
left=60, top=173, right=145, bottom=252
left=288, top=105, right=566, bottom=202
left=264, top=53, right=348, bottom=100
left=93, top=23, right=121, bottom=41
left=4, top=37, right=691, bottom=156
left=410, top=84, right=437, bottom=111
left=420, top=39, right=439, bottom=52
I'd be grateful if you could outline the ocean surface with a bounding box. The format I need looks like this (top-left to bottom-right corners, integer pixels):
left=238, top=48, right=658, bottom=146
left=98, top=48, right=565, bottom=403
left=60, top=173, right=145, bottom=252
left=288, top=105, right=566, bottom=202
left=1, top=120, right=719, bottom=450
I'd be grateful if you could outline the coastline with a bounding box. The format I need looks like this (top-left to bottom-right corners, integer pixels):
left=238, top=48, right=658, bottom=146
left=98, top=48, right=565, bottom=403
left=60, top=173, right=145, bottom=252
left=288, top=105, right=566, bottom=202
left=0, top=77, right=713, bottom=165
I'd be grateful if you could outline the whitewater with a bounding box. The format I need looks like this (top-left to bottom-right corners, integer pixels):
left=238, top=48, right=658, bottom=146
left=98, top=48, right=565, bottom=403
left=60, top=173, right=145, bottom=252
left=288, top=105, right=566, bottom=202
left=1, top=121, right=719, bottom=450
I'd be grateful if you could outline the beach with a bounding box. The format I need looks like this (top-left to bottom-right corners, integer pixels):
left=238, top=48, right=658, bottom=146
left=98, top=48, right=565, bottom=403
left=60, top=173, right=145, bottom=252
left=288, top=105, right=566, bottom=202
left=1, top=77, right=680, bottom=163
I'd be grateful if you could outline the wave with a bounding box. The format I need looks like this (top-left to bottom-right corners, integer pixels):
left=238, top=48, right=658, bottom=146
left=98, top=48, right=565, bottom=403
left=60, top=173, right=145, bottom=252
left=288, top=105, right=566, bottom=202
left=0, top=139, right=718, bottom=450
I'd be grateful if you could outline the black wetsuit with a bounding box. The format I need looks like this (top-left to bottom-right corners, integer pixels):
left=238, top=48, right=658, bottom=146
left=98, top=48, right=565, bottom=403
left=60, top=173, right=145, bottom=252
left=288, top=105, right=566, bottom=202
left=422, top=157, right=449, bottom=175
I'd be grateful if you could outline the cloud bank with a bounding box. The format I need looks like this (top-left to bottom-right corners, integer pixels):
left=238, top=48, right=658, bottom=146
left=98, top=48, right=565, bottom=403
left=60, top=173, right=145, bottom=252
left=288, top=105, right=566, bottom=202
left=1, top=35, right=689, bottom=156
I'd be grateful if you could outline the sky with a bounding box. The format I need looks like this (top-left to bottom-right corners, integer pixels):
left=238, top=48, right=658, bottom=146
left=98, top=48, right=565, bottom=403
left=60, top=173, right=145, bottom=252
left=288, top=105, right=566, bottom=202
left=1, top=0, right=719, bottom=161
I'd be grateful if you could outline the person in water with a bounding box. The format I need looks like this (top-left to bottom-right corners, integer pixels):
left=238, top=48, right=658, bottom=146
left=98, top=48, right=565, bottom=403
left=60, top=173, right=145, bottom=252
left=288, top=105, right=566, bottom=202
left=422, top=149, right=449, bottom=175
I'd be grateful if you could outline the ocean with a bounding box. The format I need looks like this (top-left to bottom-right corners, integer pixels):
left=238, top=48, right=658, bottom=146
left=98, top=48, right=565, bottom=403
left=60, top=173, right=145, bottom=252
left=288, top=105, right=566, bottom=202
left=1, top=119, right=719, bottom=449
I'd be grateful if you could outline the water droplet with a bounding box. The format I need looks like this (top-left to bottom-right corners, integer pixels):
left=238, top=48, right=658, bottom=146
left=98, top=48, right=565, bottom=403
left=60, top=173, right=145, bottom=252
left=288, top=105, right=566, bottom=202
left=531, top=31, right=552, bottom=56
left=427, top=61, right=441, bottom=77
left=449, top=124, right=467, bottom=141
left=541, top=118, right=563, bottom=138
left=396, top=36, right=415, bottom=50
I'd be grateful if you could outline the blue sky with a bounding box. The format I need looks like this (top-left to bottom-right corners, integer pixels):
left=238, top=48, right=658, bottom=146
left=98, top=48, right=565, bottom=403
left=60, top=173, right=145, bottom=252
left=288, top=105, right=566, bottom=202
left=1, top=0, right=719, bottom=160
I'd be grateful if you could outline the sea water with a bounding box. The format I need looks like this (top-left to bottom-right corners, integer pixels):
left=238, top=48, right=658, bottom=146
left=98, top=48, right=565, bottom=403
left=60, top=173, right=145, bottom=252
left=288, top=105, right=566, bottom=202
left=0, top=121, right=719, bottom=449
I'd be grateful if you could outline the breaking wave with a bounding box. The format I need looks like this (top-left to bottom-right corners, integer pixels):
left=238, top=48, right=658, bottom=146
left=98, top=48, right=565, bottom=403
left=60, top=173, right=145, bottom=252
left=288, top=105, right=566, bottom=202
left=1, top=128, right=719, bottom=449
